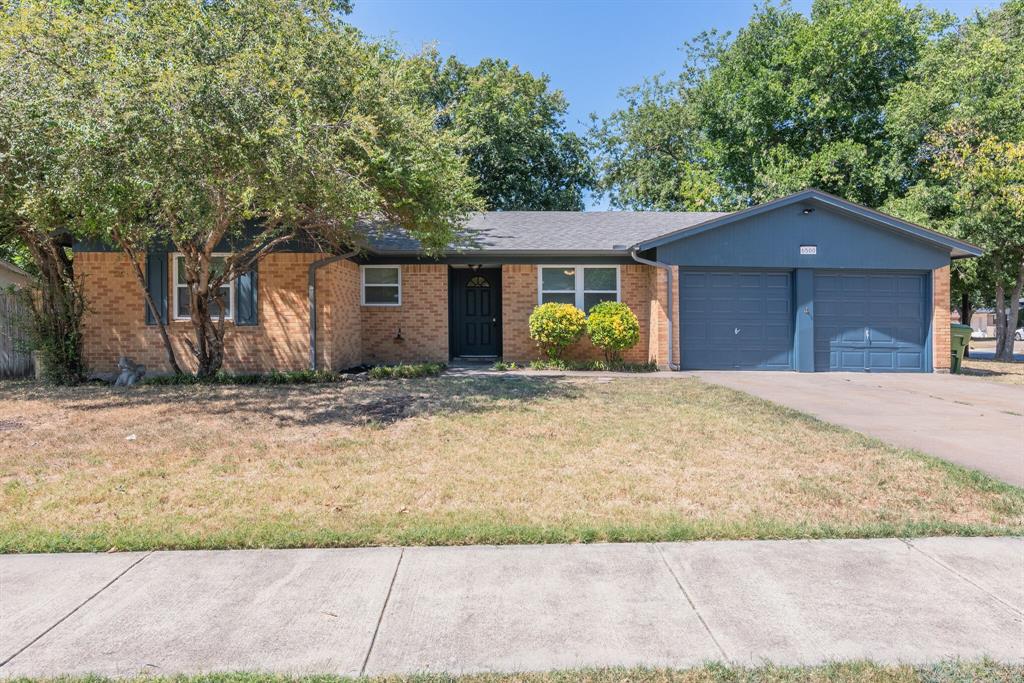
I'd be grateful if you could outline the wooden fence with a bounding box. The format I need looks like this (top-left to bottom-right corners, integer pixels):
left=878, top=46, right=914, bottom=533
left=0, top=290, right=34, bottom=378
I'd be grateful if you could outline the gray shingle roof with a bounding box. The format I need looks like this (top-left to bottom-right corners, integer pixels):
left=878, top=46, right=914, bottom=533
left=365, top=211, right=727, bottom=254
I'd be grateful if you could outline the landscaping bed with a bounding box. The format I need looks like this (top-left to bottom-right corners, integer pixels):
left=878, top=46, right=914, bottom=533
left=0, top=375, right=1021, bottom=552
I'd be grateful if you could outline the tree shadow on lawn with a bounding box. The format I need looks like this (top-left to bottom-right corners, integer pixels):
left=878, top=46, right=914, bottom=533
left=0, top=375, right=584, bottom=428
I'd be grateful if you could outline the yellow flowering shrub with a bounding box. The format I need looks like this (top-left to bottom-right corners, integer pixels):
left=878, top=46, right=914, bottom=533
left=586, top=301, right=640, bottom=363
left=528, top=303, right=586, bottom=359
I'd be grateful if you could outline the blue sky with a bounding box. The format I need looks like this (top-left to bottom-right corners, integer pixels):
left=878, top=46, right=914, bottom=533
left=348, top=0, right=998, bottom=208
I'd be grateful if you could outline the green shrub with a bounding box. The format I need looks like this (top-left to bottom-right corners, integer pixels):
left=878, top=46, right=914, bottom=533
left=586, top=301, right=640, bottom=363
left=368, top=362, right=446, bottom=379
left=143, top=369, right=343, bottom=386
left=491, top=360, right=519, bottom=371
left=528, top=358, right=657, bottom=372
left=528, top=302, right=586, bottom=359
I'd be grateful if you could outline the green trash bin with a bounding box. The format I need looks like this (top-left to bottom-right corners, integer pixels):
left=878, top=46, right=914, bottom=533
left=950, top=324, right=972, bottom=373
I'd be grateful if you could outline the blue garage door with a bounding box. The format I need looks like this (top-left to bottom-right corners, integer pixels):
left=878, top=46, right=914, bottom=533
left=814, top=272, right=927, bottom=372
left=679, top=270, right=793, bottom=370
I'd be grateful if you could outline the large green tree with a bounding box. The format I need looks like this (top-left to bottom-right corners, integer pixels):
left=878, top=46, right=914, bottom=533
left=0, top=3, right=93, bottom=383
left=4, top=0, right=482, bottom=377
left=591, top=0, right=948, bottom=210
left=428, top=56, right=593, bottom=211
left=885, top=0, right=1024, bottom=360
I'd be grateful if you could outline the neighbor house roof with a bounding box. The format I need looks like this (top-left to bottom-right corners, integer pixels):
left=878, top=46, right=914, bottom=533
left=364, top=210, right=727, bottom=256
left=0, top=259, right=31, bottom=283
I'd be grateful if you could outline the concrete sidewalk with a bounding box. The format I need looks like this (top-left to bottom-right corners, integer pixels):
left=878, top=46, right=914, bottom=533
left=1, top=538, right=1022, bottom=678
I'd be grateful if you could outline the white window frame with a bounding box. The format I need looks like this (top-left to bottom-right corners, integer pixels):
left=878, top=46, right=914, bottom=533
left=360, top=265, right=402, bottom=307
left=172, top=253, right=235, bottom=322
left=537, top=265, right=620, bottom=311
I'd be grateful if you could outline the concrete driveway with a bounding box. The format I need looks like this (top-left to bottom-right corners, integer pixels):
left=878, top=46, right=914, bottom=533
left=692, top=371, right=1024, bottom=487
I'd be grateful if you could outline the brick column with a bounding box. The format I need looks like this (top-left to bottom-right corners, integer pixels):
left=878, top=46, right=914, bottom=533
left=649, top=265, right=679, bottom=368
left=932, top=265, right=951, bottom=372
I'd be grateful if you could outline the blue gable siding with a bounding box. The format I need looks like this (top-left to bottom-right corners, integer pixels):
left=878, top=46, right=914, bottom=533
left=654, top=201, right=950, bottom=270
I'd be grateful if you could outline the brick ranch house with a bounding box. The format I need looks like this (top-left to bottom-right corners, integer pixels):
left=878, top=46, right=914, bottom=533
left=76, top=189, right=980, bottom=375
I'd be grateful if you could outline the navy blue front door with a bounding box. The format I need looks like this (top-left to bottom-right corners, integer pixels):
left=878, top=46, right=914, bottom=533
left=451, top=268, right=501, bottom=357
left=679, top=270, right=793, bottom=370
left=814, top=272, right=927, bottom=372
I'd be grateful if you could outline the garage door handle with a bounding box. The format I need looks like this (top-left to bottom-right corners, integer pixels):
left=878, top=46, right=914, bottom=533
left=735, top=328, right=741, bottom=335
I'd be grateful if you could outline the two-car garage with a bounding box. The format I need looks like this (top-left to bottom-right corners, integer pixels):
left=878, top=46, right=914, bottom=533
left=636, top=190, right=981, bottom=373
left=677, top=268, right=928, bottom=372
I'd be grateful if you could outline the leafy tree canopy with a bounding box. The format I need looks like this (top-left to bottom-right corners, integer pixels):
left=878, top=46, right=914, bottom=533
left=427, top=55, right=593, bottom=211
left=1, top=0, right=482, bottom=376
left=883, top=0, right=1024, bottom=358
left=591, top=0, right=949, bottom=210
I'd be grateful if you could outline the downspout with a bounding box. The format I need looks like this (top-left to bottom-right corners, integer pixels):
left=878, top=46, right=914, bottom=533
left=309, top=251, right=358, bottom=371
left=630, top=248, right=679, bottom=370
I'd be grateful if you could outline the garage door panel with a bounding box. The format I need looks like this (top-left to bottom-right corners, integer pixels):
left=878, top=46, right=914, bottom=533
left=764, top=323, right=791, bottom=341
left=842, top=350, right=867, bottom=368
left=814, top=272, right=927, bottom=372
left=710, top=273, right=737, bottom=288
left=841, top=276, right=868, bottom=292
left=738, top=348, right=791, bottom=369
left=709, top=322, right=737, bottom=340
left=838, top=326, right=867, bottom=344
left=868, top=300, right=898, bottom=318
left=737, top=297, right=764, bottom=314
left=680, top=322, right=708, bottom=342
left=897, top=302, right=922, bottom=319
left=680, top=270, right=793, bottom=370
left=868, top=351, right=896, bottom=370
left=897, top=352, right=924, bottom=369
left=765, top=297, right=790, bottom=315
left=898, top=277, right=923, bottom=295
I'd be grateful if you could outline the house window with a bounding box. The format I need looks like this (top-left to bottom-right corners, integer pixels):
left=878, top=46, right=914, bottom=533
left=173, top=254, right=234, bottom=320
left=361, top=265, right=401, bottom=306
left=538, top=266, right=619, bottom=312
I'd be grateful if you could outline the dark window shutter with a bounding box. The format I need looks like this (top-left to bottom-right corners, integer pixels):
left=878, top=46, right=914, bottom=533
left=235, top=265, right=258, bottom=326
left=144, top=252, right=168, bottom=325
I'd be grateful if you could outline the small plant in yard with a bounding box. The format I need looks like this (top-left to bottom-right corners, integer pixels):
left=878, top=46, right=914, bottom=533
left=528, top=358, right=657, bottom=372
left=368, top=362, right=446, bottom=379
left=143, top=369, right=344, bottom=385
left=586, top=301, right=640, bottom=363
left=528, top=302, right=586, bottom=359
left=491, top=360, right=519, bottom=371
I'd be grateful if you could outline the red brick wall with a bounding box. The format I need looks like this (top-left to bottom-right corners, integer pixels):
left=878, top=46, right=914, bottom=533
left=79, top=252, right=320, bottom=375
left=79, top=254, right=676, bottom=372
left=315, top=259, right=362, bottom=371
left=500, top=265, right=538, bottom=361
left=648, top=265, right=679, bottom=368
left=933, top=264, right=951, bottom=372
left=360, top=264, right=448, bottom=364
left=499, top=264, right=662, bottom=364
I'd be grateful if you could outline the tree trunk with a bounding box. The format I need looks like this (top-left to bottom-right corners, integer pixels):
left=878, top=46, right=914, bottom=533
left=959, top=292, right=972, bottom=358
left=112, top=233, right=184, bottom=375
left=187, top=280, right=227, bottom=378
left=995, top=258, right=1024, bottom=362
left=17, top=227, right=86, bottom=383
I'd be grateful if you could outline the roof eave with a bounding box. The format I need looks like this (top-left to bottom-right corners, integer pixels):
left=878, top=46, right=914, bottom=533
left=633, top=189, right=984, bottom=258
left=365, top=248, right=638, bottom=258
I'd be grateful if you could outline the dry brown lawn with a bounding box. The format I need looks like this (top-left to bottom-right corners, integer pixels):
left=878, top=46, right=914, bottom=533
left=20, top=661, right=1022, bottom=683
left=0, top=375, right=1020, bottom=552
left=960, top=357, right=1024, bottom=385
